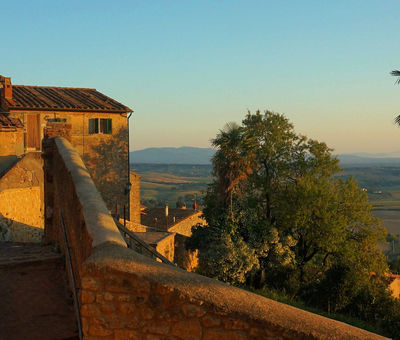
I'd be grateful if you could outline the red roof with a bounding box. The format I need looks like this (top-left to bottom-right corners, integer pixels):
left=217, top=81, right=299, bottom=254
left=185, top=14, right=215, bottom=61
left=4, top=85, right=131, bottom=113
left=0, top=114, right=23, bottom=129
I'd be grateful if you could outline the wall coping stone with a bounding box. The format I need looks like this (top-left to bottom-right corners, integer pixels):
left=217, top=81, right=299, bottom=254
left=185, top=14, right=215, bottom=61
left=54, top=138, right=126, bottom=249
left=84, top=242, right=388, bottom=340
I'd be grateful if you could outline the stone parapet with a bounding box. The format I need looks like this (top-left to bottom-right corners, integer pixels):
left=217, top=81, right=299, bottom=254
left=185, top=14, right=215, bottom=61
left=44, top=137, right=388, bottom=340
left=80, top=242, right=388, bottom=339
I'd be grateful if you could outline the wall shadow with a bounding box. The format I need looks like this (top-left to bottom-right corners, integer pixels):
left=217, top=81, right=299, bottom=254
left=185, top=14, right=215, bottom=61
left=82, top=127, right=129, bottom=218
left=0, top=212, right=43, bottom=243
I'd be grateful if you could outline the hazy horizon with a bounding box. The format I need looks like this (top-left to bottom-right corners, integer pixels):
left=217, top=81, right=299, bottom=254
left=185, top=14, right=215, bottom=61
left=3, top=1, right=400, bottom=154
left=130, top=145, right=400, bottom=158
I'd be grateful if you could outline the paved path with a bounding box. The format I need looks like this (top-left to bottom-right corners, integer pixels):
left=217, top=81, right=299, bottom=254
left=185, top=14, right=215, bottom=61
left=0, top=242, right=78, bottom=340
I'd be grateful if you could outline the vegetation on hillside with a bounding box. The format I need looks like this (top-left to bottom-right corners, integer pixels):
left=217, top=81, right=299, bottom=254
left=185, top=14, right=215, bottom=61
left=187, top=110, right=400, bottom=338
left=131, top=164, right=211, bottom=208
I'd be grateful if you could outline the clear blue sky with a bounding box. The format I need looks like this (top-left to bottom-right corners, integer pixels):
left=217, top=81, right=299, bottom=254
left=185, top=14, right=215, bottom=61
left=2, top=1, right=400, bottom=153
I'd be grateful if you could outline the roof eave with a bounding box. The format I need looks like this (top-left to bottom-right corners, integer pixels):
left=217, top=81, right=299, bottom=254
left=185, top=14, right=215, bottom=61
left=7, top=106, right=132, bottom=114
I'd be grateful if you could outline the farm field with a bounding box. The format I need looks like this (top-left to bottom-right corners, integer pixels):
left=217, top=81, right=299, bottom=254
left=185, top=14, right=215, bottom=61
left=131, top=164, right=212, bottom=208
left=131, top=163, right=400, bottom=234
left=337, top=166, right=400, bottom=235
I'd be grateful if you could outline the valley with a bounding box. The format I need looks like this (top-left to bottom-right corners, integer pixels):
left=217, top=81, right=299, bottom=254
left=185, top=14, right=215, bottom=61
left=132, top=162, right=400, bottom=235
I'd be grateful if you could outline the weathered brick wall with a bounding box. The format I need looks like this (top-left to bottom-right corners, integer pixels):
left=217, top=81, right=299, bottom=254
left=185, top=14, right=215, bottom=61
left=44, top=121, right=72, bottom=142
left=0, top=152, right=44, bottom=242
left=45, top=137, right=388, bottom=340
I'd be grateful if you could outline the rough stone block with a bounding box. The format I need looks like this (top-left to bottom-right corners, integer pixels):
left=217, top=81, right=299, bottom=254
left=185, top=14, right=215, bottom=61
left=81, top=316, right=90, bottom=334
left=181, top=304, right=206, bottom=318
left=146, top=335, right=162, bottom=340
left=89, top=323, right=113, bottom=337
left=80, top=290, right=95, bottom=304
left=142, top=321, right=170, bottom=335
left=114, top=330, right=141, bottom=340
left=203, top=330, right=247, bottom=340
left=223, top=318, right=249, bottom=330
left=104, top=292, right=114, bottom=301
left=81, top=277, right=101, bottom=291
left=202, top=314, right=221, bottom=328
left=81, top=304, right=102, bottom=317
left=171, top=320, right=202, bottom=340
left=100, top=304, right=116, bottom=314
left=118, top=302, right=136, bottom=314
left=116, top=293, right=131, bottom=302
left=155, top=284, right=174, bottom=296
left=155, top=309, right=182, bottom=322
left=139, top=306, right=155, bottom=320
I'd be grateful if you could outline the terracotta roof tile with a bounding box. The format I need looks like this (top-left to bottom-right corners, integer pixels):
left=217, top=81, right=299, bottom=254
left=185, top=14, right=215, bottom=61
left=6, top=85, right=131, bottom=113
left=0, top=114, right=23, bottom=129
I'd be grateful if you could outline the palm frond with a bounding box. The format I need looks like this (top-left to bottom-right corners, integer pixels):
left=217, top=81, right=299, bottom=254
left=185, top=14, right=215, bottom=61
left=395, top=115, right=400, bottom=126
left=391, top=70, right=400, bottom=84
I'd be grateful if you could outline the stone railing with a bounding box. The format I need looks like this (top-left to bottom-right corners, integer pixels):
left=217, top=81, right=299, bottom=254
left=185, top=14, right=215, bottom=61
left=43, top=137, right=388, bottom=340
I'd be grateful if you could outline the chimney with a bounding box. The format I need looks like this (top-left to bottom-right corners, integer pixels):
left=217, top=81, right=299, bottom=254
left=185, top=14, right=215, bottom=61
left=0, top=76, right=12, bottom=100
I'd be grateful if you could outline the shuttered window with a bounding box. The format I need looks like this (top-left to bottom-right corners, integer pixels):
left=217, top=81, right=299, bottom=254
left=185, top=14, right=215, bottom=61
left=88, top=118, right=99, bottom=134
left=88, top=118, right=112, bottom=134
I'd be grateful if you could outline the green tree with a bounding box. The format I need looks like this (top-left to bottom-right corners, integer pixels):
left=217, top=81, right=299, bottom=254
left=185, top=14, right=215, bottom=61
left=189, top=110, right=388, bottom=295
left=211, top=122, right=250, bottom=217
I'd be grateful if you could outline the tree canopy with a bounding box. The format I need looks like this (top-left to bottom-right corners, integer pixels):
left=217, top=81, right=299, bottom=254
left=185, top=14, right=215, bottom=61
left=188, top=110, right=388, bottom=305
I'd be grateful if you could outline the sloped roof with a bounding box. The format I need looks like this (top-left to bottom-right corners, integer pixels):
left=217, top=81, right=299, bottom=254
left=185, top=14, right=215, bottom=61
left=133, top=231, right=174, bottom=246
left=0, top=114, right=23, bottom=129
left=141, top=208, right=199, bottom=230
left=5, top=85, right=131, bottom=113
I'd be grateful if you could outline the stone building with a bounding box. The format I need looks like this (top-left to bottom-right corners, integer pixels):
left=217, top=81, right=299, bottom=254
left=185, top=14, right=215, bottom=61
left=132, top=230, right=175, bottom=262
left=0, top=75, right=135, bottom=219
left=141, top=206, right=205, bottom=237
left=141, top=206, right=206, bottom=270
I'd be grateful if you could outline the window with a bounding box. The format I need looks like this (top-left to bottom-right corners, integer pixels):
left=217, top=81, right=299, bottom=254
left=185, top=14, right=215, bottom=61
left=88, top=118, right=112, bottom=134
left=88, top=118, right=98, bottom=134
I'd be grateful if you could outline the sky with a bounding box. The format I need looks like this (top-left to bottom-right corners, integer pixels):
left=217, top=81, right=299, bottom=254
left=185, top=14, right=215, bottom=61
left=1, top=0, right=400, bottom=154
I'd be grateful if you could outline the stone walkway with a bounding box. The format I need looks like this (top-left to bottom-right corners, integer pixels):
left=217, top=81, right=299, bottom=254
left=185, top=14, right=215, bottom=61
left=0, top=242, right=79, bottom=340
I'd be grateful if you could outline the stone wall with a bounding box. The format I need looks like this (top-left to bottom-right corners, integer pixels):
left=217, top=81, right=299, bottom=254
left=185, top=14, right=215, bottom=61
left=44, top=137, right=388, bottom=340
left=0, top=152, right=44, bottom=242
left=0, top=187, right=43, bottom=242
left=43, top=137, right=126, bottom=283
left=44, top=121, right=72, bottom=142
left=168, top=211, right=205, bottom=237
left=0, top=129, right=24, bottom=156
left=129, top=172, right=141, bottom=224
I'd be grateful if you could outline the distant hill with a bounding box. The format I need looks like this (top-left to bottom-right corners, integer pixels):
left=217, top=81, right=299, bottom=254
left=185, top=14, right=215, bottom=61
left=130, top=147, right=215, bottom=164
left=337, top=154, right=400, bottom=166
left=130, top=146, right=400, bottom=166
